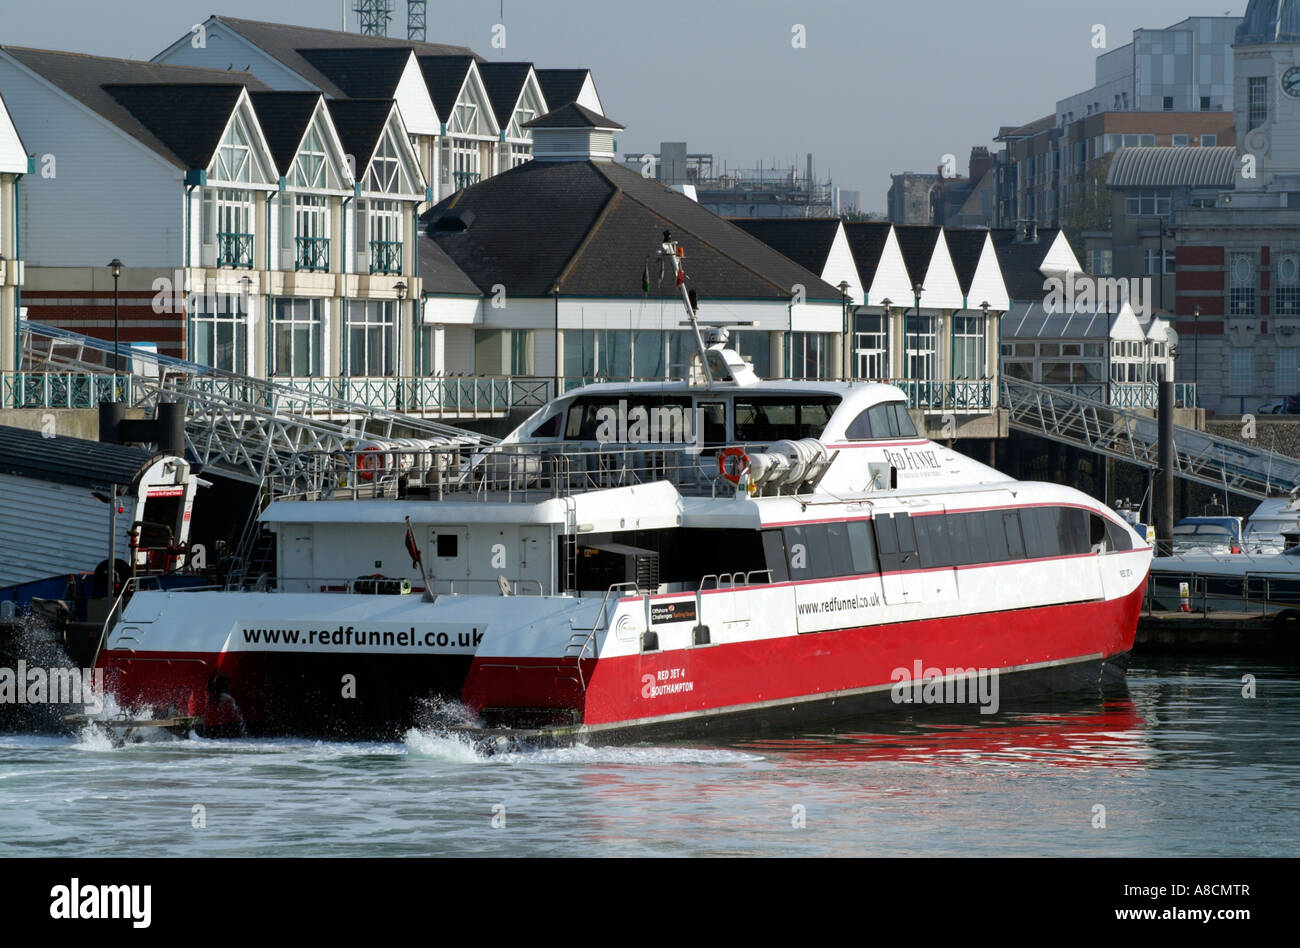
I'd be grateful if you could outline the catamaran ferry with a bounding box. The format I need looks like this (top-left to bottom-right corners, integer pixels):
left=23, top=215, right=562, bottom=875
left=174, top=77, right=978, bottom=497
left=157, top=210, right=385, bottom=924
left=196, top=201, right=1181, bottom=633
left=93, top=238, right=1151, bottom=742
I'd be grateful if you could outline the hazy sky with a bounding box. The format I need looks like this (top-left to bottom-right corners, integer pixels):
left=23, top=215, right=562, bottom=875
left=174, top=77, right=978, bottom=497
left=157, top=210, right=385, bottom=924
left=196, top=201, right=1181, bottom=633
left=5, top=0, right=1242, bottom=210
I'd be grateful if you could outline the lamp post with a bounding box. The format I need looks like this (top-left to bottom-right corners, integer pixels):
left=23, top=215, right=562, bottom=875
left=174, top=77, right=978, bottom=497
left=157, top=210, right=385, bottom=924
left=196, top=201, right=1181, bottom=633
left=838, top=280, right=851, bottom=380
left=880, top=298, right=893, bottom=381
left=394, top=280, right=408, bottom=410
left=907, top=282, right=924, bottom=385
left=1192, top=304, right=1200, bottom=408
left=108, top=258, right=122, bottom=391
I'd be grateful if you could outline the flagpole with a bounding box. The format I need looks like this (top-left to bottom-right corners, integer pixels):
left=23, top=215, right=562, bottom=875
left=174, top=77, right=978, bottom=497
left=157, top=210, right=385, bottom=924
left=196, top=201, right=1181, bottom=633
left=405, top=516, right=435, bottom=602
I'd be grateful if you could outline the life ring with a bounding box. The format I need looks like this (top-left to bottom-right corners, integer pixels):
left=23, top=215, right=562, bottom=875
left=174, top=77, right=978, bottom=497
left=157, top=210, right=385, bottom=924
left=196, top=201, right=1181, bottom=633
left=718, top=446, right=750, bottom=485
left=357, top=445, right=382, bottom=482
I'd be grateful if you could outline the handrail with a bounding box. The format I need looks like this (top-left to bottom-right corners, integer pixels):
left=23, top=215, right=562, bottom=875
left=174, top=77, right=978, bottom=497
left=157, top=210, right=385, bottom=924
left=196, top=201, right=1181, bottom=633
left=568, top=581, right=640, bottom=690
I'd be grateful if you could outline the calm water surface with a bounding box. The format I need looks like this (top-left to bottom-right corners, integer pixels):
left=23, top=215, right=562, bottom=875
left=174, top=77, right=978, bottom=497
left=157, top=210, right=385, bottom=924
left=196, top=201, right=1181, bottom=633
left=1, top=656, right=1296, bottom=857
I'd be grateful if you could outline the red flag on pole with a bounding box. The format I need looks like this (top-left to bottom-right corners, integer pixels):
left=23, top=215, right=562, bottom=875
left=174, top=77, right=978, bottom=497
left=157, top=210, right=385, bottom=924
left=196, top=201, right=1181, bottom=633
left=404, top=521, right=422, bottom=569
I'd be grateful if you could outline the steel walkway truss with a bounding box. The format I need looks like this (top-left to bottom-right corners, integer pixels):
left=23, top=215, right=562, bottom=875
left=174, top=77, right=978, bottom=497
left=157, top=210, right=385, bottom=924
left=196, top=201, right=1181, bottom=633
left=1002, top=378, right=1300, bottom=501
left=17, top=321, right=499, bottom=487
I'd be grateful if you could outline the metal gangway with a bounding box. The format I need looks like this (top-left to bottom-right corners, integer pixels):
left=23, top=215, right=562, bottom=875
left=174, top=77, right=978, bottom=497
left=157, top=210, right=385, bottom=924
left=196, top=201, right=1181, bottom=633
left=1001, top=377, right=1300, bottom=501
left=12, top=321, right=499, bottom=487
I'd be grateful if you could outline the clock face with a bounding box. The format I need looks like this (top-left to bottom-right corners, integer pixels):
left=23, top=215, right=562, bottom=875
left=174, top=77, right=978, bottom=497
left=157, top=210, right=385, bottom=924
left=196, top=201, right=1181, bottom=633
left=1283, top=66, right=1300, bottom=98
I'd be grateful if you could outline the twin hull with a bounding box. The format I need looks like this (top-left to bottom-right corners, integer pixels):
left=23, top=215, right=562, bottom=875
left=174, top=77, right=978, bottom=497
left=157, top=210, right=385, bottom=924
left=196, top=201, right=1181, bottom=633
left=96, top=545, right=1151, bottom=739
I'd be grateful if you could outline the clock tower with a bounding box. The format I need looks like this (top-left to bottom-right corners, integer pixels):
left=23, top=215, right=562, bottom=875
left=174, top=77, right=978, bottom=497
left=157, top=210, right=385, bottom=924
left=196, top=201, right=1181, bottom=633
left=1233, top=0, right=1300, bottom=203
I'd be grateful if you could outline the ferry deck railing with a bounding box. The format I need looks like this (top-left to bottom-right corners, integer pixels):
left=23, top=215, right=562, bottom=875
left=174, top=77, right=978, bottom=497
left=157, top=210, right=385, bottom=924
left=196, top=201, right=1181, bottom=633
left=274, top=444, right=737, bottom=502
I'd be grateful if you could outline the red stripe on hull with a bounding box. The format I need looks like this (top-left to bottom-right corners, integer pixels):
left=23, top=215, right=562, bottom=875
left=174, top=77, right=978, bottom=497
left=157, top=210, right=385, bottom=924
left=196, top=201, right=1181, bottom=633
left=463, top=584, right=1145, bottom=727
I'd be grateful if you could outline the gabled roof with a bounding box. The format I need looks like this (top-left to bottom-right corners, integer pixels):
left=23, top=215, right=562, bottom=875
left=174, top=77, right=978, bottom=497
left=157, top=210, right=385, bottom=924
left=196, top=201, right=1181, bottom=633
left=0, top=89, right=29, bottom=174
left=729, top=218, right=841, bottom=276
left=1107, top=146, right=1237, bottom=188
left=0, top=46, right=267, bottom=168
left=991, top=227, right=1069, bottom=300
left=422, top=159, right=843, bottom=301
left=478, top=61, right=536, bottom=127
left=104, top=83, right=245, bottom=170
left=185, top=16, right=478, bottom=97
left=324, top=98, right=394, bottom=168
left=296, top=47, right=414, bottom=99
left=526, top=102, right=624, bottom=130
left=842, top=222, right=893, bottom=285
left=248, top=91, right=323, bottom=175
left=418, top=55, right=477, bottom=119
left=943, top=228, right=987, bottom=295
left=892, top=225, right=942, bottom=286
left=534, top=68, right=591, bottom=108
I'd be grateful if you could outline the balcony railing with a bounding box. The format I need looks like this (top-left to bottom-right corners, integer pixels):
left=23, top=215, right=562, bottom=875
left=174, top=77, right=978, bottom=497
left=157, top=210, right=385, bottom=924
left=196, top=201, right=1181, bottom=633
left=1043, top=381, right=1198, bottom=409
left=369, top=240, right=402, bottom=275
left=217, top=232, right=255, bottom=269
left=886, top=378, right=994, bottom=413
left=295, top=236, right=330, bottom=272
left=240, top=375, right=553, bottom=416
left=453, top=171, right=482, bottom=189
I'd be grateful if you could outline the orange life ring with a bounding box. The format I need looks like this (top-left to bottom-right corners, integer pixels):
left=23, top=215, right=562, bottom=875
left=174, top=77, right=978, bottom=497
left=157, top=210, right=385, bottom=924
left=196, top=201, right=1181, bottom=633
left=718, top=446, right=750, bottom=485
left=357, top=445, right=382, bottom=482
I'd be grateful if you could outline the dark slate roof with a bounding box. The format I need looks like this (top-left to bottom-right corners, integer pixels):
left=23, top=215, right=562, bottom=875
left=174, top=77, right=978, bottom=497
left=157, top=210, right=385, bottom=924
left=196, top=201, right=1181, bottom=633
left=0, top=46, right=267, bottom=168
left=248, top=91, right=321, bottom=175
left=991, top=227, right=1065, bottom=301
left=526, top=102, right=623, bottom=130
left=209, top=16, right=479, bottom=97
left=729, top=218, right=840, bottom=276
left=1107, top=146, right=1237, bottom=188
left=1236, top=0, right=1300, bottom=44
left=421, top=159, right=842, bottom=301
left=943, top=228, right=990, bottom=296
left=419, top=239, right=483, bottom=296
left=893, top=225, right=942, bottom=286
left=478, top=61, right=535, bottom=127
left=296, top=48, right=413, bottom=99
left=418, top=55, right=476, bottom=119
left=324, top=99, right=393, bottom=167
left=535, top=68, right=589, bottom=108
left=842, top=223, right=893, bottom=287
left=104, top=84, right=245, bottom=170
left=0, top=424, right=173, bottom=491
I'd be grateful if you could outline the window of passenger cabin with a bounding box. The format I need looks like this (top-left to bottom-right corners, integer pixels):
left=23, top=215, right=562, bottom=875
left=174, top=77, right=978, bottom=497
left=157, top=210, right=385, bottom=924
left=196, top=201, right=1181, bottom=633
left=733, top=396, right=840, bottom=443
left=761, top=530, right=790, bottom=582
left=845, top=401, right=919, bottom=440
left=563, top=395, right=692, bottom=441
left=874, top=513, right=918, bottom=572
left=530, top=413, right=562, bottom=438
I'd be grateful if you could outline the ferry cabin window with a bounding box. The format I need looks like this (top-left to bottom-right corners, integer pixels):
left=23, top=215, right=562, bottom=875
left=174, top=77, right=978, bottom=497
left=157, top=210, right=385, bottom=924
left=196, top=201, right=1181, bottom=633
left=530, top=413, right=562, bottom=438
left=1019, top=507, right=1090, bottom=559
left=775, top=521, right=879, bottom=580
left=845, top=401, right=919, bottom=440
left=699, top=402, right=727, bottom=447
left=874, top=513, right=919, bottom=572
left=564, top=395, right=692, bottom=441
left=733, top=396, right=841, bottom=443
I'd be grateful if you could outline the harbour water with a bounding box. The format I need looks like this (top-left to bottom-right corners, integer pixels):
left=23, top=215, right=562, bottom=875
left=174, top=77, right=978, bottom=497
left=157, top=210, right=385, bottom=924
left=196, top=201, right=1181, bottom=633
left=1, top=655, right=1296, bottom=858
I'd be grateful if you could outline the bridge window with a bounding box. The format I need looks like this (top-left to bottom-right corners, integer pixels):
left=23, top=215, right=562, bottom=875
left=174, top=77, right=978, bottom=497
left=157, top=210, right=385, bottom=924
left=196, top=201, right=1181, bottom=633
left=845, top=401, right=918, bottom=440
left=734, top=396, right=840, bottom=443
left=530, top=413, right=562, bottom=438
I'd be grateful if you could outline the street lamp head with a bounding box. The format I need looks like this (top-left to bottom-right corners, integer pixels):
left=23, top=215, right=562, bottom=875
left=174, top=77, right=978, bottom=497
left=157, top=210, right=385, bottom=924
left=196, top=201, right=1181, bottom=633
left=980, top=300, right=991, bottom=314
left=108, top=258, right=122, bottom=278
left=394, top=280, right=408, bottom=300
left=838, top=280, right=850, bottom=295
left=1193, top=305, right=1201, bottom=318
left=913, top=282, right=924, bottom=297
